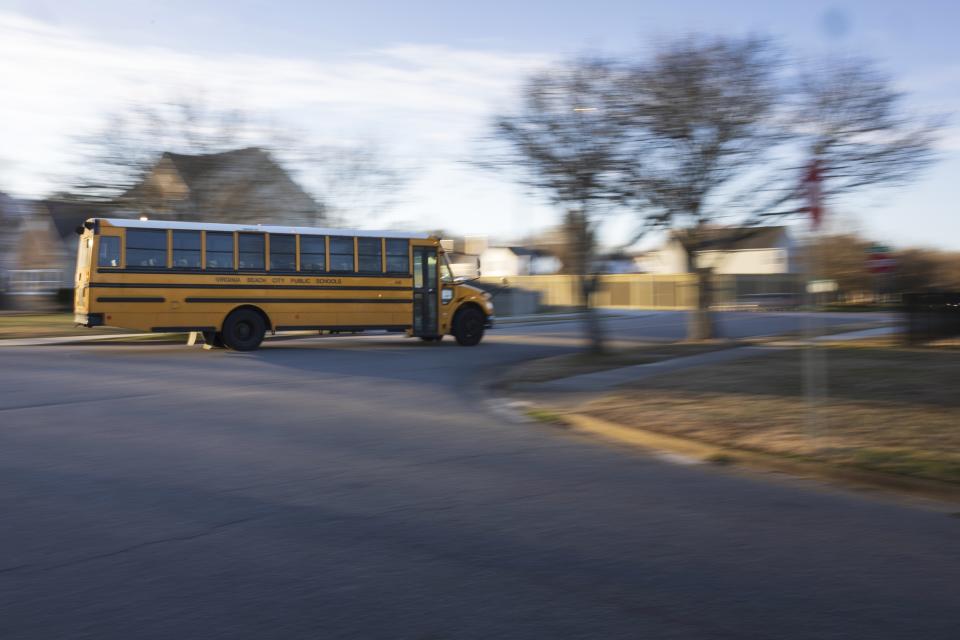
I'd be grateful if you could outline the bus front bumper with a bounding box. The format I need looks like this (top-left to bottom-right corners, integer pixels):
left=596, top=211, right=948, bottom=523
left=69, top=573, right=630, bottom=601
left=485, top=315, right=495, bottom=329
left=75, top=312, right=104, bottom=327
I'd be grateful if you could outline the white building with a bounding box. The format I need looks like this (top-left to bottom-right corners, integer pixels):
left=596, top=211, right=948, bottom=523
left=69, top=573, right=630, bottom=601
left=636, top=226, right=797, bottom=275
left=441, top=236, right=564, bottom=278
left=479, top=246, right=562, bottom=277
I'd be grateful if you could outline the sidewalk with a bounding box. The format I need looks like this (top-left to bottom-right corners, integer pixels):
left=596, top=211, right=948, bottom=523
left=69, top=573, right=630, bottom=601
left=513, top=325, right=900, bottom=398
left=528, top=345, right=775, bottom=395
left=0, top=333, right=154, bottom=347
left=494, top=310, right=637, bottom=325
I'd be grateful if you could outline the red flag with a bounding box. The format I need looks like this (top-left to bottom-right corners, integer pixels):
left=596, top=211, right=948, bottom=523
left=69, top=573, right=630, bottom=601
left=804, top=159, right=823, bottom=229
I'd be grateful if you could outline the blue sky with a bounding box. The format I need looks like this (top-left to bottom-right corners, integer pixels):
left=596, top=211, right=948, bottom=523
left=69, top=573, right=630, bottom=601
left=1, top=0, right=957, bottom=249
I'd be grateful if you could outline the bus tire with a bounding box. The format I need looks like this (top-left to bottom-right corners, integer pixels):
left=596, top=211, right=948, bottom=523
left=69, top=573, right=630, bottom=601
left=453, top=306, right=485, bottom=346
left=222, top=308, right=266, bottom=351
left=419, top=335, right=444, bottom=342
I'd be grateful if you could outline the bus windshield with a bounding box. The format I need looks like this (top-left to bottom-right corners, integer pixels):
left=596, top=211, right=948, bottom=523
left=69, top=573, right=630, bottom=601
left=441, top=253, right=456, bottom=282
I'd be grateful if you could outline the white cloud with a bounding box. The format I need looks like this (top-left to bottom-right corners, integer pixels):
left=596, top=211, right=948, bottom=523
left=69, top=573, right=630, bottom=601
left=0, top=11, right=557, bottom=237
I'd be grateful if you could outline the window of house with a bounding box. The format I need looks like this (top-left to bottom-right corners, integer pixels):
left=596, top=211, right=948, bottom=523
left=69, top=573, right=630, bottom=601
left=98, top=236, right=121, bottom=267
left=206, top=232, right=234, bottom=270
left=329, top=236, right=355, bottom=272
left=125, top=229, right=167, bottom=268
left=300, top=236, right=326, bottom=272
left=386, top=238, right=409, bottom=273
left=357, top=237, right=383, bottom=273
left=172, top=230, right=201, bottom=268
left=238, top=233, right=265, bottom=270
left=270, top=234, right=296, bottom=271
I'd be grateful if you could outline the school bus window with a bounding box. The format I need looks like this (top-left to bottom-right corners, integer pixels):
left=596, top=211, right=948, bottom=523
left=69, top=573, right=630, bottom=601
left=329, top=236, right=354, bottom=272
left=238, top=233, right=265, bottom=270
left=98, top=236, right=121, bottom=267
left=300, top=236, right=326, bottom=272
left=172, top=230, right=201, bottom=268
left=386, top=239, right=409, bottom=273
left=357, top=237, right=382, bottom=273
left=206, top=232, right=234, bottom=270
left=125, top=229, right=167, bottom=268
left=270, top=234, right=296, bottom=271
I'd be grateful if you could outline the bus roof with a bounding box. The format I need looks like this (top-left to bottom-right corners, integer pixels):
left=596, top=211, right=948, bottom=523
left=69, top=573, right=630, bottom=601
left=94, top=218, right=433, bottom=240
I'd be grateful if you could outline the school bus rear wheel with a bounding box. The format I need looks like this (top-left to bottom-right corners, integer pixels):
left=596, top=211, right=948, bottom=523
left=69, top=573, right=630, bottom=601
left=222, top=308, right=266, bottom=351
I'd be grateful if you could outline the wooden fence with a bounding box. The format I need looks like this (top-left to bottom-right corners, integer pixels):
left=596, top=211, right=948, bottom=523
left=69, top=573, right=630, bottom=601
left=478, top=274, right=805, bottom=311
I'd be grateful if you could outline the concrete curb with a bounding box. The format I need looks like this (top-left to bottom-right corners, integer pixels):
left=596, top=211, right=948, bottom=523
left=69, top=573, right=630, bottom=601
left=0, top=333, right=157, bottom=347
left=493, top=311, right=636, bottom=326
left=558, top=412, right=960, bottom=504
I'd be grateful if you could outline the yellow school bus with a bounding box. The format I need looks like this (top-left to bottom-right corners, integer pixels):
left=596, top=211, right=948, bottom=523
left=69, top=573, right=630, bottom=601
left=73, top=218, right=493, bottom=350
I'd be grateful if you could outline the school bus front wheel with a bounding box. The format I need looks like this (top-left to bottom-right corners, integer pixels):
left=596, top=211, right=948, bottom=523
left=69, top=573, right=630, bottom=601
left=453, top=305, right=485, bottom=346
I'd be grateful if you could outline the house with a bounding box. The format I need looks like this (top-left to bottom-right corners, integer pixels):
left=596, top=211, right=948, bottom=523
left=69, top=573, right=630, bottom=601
left=440, top=236, right=487, bottom=279
left=596, top=251, right=642, bottom=274
left=440, top=237, right=562, bottom=278
left=2, top=194, right=88, bottom=305
left=0, top=192, right=28, bottom=300
left=1, top=148, right=325, bottom=307
left=636, top=226, right=797, bottom=275
left=479, top=245, right=562, bottom=277
left=118, top=147, right=324, bottom=226
left=5, top=200, right=109, bottom=305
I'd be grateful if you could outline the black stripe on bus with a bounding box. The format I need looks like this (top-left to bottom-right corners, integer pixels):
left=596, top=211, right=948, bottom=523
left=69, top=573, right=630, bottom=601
left=276, top=325, right=409, bottom=332
left=151, top=326, right=218, bottom=333
left=98, top=268, right=412, bottom=278
left=90, top=282, right=411, bottom=291
left=184, top=297, right=413, bottom=304
left=96, top=296, right=165, bottom=303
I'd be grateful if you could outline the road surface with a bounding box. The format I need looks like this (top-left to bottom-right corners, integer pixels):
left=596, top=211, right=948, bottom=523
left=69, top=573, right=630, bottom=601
left=2, top=311, right=958, bottom=639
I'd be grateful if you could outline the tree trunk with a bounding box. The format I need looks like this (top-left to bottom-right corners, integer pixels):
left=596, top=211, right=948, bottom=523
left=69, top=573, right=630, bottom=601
left=565, top=209, right=605, bottom=353
left=580, top=273, right=606, bottom=354
left=687, top=256, right=715, bottom=341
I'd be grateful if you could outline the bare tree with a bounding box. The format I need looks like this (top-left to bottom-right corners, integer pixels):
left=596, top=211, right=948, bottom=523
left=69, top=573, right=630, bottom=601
left=615, top=36, right=791, bottom=339
left=59, top=97, right=409, bottom=228
left=489, top=37, right=941, bottom=345
left=486, top=58, right=625, bottom=352
left=287, top=141, right=411, bottom=228
left=813, top=234, right=875, bottom=299
left=617, top=40, right=939, bottom=339
left=63, top=99, right=253, bottom=201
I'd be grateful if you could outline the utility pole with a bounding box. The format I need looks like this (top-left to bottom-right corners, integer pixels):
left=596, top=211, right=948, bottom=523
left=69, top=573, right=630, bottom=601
left=802, top=158, right=827, bottom=443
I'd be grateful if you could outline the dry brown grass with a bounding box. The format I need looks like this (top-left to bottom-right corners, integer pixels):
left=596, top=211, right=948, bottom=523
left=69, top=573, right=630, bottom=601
left=582, top=347, right=960, bottom=483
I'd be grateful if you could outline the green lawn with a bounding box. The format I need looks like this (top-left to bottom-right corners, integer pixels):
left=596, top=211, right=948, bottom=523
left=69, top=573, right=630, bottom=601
left=0, top=314, right=134, bottom=339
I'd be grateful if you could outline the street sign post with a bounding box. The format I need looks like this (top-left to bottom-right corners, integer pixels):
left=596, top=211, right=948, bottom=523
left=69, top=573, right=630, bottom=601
left=866, top=244, right=896, bottom=302
left=802, top=157, right=826, bottom=441
left=866, top=244, right=896, bottom=274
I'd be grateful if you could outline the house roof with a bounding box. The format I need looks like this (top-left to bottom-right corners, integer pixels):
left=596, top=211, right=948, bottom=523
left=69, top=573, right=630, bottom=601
left=121, top=147, right=323, bottom=219
left=162, top=147, right=273, bottom=185
left=504, top=246, right=553, bottom=258
left=44, top=200, right=110, bottom=244
left=672, top=226, right=788, bottom=251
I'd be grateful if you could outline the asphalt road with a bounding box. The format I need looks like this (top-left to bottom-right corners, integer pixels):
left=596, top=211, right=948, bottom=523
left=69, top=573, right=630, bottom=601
left=2, top=311, right=958, bottom=639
